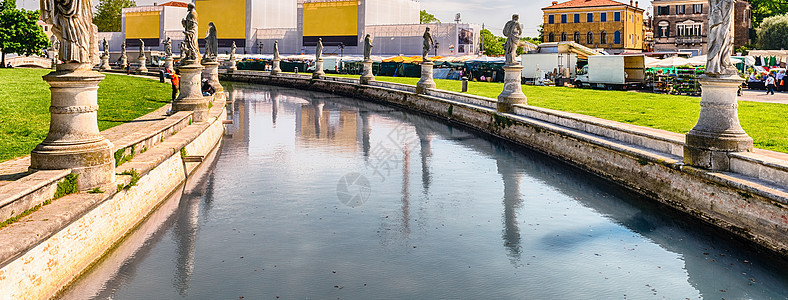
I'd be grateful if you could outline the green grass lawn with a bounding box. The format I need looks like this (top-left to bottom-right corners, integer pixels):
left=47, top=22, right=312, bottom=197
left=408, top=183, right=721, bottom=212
left=329, top=74, right=788, bottom=154
left=0, top=68, right=171, bottom=162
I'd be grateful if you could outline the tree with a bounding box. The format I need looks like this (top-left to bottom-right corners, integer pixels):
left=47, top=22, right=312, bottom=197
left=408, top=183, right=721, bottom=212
left=0, top=6, right=50, bottom=67
left=94, top=0, right=136, bottom=32
left=756, top=13, right=788, bottom=50
left=750, top=0, right=788, bottom=28
left=0, top=0, right=16, bottom=11
left=420, top=10, right=440, bottom=24
left=480, top=29, right=504, bottom=56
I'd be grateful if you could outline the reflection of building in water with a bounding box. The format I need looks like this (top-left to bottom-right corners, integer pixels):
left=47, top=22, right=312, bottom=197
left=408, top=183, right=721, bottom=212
left=296, top=103, right=360, bottom=151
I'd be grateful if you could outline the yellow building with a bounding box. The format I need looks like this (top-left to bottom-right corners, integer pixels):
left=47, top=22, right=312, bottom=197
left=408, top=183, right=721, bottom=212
left=542, top=0, right=645, bottom=54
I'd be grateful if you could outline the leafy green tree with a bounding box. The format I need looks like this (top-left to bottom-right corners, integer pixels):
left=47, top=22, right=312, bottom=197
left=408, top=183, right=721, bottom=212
left=0, top=6, right=50, bottom=67
left=756, top=13, right=788, bottom=50
left=480, top=29, right=504, bottom=56
left=94, top=0, right=136, bottom=32
left=750, top=0, right=788, bottom=28
left=420, top=10, right=440, bottom=24
left=0, top=0, right=16, bottom=11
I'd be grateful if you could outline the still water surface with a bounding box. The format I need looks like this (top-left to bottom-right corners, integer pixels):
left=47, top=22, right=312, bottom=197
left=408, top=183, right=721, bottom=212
left=61, top=84, right=788, bottom=299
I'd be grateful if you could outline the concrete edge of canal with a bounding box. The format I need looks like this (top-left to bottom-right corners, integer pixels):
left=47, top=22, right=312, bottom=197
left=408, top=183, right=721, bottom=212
left=0, top=99, right=227, bottom=299
left=220, top=71, right=788, bottom=257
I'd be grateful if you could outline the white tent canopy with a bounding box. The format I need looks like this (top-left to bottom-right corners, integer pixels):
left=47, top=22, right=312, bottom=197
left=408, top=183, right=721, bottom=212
left=654, top=56, right=690, bottom=68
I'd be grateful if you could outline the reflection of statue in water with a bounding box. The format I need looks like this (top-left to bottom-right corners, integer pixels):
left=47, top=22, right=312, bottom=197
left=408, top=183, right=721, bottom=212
left=273, top=40, right=280, bottom=60
left=706, top=0, right=737, bottom=76
left=203, top=22, right=218, bottom=62
left=138, top=39, right=145, bottom=58
left=230, top=41, right=237, bottom=61
left=102, top=38, right=109, bottom=58
left=164, top=37, right=173, bottom=57
left=422, top=27, right=434, bottom=62
left=181, top=3, right=200, bottom=62
left=503, top=14, right=522, bottom=65
left=41, top=0, right=99, bottom=65
left=316, top=38, right=323, bottom=61
left=363, top=34, right=373, bottom=60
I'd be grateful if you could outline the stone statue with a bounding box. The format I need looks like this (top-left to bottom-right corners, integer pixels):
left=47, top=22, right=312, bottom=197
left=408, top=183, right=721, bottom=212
left=706, top=0, right=737, bottom=76
left=181, top=3, right=200, bottom=62
left=230, top=41, right=237, bottom=61
left=203, top=22, right=218, bottom=62
left=52, top=38, right=60, bottom=59
left=164, top=37, right=172, bottom=57
left=363, top=34, right=373, bottom=61
left=422, top=27, right=434, bottom=62
left=138, top=39, right=145, bottom=58
left=40, top=0, right=99, bottom=65
left=179, top=41, right=186, bottom=59
left=273, top=40, right=280, bottom=60
left=503, top=14, right=522, bottom=65
left=316, top=38, right=323, bottom=61
left=120, top=42, right=126, bottom=57
left=102, top=38, right=109, bottom=58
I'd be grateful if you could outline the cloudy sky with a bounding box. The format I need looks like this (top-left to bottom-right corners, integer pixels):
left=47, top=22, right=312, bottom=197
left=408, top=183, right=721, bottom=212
left=19, top=0, right=655, bottom=36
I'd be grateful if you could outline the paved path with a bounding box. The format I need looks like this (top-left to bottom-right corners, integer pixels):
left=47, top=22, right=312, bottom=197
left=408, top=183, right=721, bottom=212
left=739, top=89, right=788, bottom=104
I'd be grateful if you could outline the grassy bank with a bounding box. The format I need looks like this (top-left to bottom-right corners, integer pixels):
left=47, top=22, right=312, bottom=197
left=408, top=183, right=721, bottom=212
left=0, top=68, right=171, bottom=162
left=329, top=74, right=788, bottom=153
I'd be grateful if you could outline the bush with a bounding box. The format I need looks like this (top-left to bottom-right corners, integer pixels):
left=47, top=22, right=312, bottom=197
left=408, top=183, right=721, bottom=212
left=757, top=14, right=788, bottom=50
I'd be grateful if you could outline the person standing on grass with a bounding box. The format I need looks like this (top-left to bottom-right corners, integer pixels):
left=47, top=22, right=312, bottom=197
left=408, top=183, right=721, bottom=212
left=765, top=74, right=776, bottom=95
left=171, top=71, right=180, bottom=101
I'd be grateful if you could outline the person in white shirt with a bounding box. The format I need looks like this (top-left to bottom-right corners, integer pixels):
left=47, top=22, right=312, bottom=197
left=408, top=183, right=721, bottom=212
left=776, top=70, right=786, bottom=91
left=765, top=74, right=776, bottom=95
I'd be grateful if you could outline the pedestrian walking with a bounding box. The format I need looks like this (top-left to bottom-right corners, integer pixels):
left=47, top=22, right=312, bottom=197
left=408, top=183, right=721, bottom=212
left=765, top=74, right=776, bottom=95
left=125, top=62, right=131, bottom=75
left=171, top=71, right=180, bottom=101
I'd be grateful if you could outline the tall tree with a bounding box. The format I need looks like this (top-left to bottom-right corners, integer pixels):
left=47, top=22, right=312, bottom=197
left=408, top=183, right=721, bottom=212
left=756, top=13, right=788, bottom=50
left=0, top=6, right=49, bottom=67
left=420, top=10, right=440, bottom=24
left=750, top=0, right=788, bottom=28
left=480, top=29, right=504, bottom=56
left=93, top=0, right=136, bottom=32
left=0, top=0, right=15, bottom=11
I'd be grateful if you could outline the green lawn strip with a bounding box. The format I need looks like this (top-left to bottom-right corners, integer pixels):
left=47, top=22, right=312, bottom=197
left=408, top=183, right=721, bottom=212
left=0, top=69, right=171, bottom=163
left=327, top=74, right=788, bottom=153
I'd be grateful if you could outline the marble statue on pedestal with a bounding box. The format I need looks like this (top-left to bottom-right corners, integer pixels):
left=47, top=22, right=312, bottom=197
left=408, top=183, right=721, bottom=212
left=203, top=22, right=218, bottom=62
left=181, top=3, right=200, bottom=62
left=120, top=42, right=126, bottom=58
left=503, top=14, right=522, bottom=65
left=164, top=37, right=173, bottom=57
left=706, top=0, right=737, bottom=76
left=230, top=41, right=237, bottom=61
left=138, top=39, right=145, bottom=58
left=422, top=27, right=434, bottom=62
left=102, top=38, right=109, bottom=58
left=41, top=0, right=99, bottom=65
left=316, top=38, right=323, bottom=61
left=273, top=40, right=280, bottom=60
left=363, top=34, right=373, bottom=61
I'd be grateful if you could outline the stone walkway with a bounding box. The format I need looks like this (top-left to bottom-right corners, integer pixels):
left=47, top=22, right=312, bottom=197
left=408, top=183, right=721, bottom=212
left=739, top=89, right=788, bottom=104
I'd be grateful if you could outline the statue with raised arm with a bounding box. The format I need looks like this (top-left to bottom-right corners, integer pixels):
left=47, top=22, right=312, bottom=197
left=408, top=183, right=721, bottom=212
left=181, top=3, right=200, bottom=62
left=230, top=41, right=237, bottom=61
left=422, top=27, right=434, bottom=62
left=706, top=0, right=737, bottom=76
left=363, top=34, right=373, bottom=61
left=273, top=40, right=280, bottom=60
left=203, top=22, right=218, bottom=62
left=503, top=14, right=522, bottom=65
left=138, top=39, right=145, bottom=58
left=40, top=0, right=99, bottom=65
left=164, top=37, right=172, bottom=57
left=102, top=38, right=109, bottom=58
left=316, top=38, right=323, bottom=61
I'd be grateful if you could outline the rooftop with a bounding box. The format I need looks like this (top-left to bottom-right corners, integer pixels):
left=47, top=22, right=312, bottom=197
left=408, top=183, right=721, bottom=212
left=543, top=0, right=643, bottom=10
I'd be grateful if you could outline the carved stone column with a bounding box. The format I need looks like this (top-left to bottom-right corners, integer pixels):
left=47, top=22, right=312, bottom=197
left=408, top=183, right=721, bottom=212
left=684, top=75, right=753, bottom=170
left=416, top=61, right=436, bottom=94
left=271, top=59, right=281, bottom=75
left=360, top=59, right=375, bottom=84
left=164, top=57, right=174, bottom=72
left=497, top=64, right=527, bottom=113
left=30, top=63, right=115, bottom=190
left=228, top=57, right=237, bottom=73
left=201, top=61, right=224, bottom=100
left=172, top=62, right=209, bottom=122
left=313, top=58, right=325, bottom=79
left=99, top=56, right=110, bottom=71
left=137, top=56, right=148, bottom=73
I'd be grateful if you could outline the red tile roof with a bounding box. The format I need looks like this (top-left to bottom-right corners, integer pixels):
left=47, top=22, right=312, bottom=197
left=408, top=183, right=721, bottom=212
left=159, top=1, right=188, bottom=7
left=544, top=0, right=633, bottom=10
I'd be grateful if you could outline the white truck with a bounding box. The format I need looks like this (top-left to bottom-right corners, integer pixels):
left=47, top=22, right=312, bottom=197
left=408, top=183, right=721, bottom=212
left=574, top=55, right=646, bottom=90
left=521, top=53, right=578, bottom=81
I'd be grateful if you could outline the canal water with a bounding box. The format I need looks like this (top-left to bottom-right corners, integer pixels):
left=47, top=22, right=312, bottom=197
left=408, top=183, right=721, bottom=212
left=60, top=83, right=788, bottom=299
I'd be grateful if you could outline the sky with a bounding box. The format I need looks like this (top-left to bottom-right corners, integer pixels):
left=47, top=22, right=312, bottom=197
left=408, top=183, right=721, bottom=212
left=19, top=0, right=655, bottom=37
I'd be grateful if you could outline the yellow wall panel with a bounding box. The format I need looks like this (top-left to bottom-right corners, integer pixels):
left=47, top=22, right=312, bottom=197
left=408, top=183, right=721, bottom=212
left=126, top=11, right=160, bottom=39
left=196, top=0, right=247, bottom=39
left=303, top=1, right=358, bottom=37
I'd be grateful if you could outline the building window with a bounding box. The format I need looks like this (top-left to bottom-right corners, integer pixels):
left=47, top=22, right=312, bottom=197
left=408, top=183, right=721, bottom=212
left=614, top=31, right=621, bottom=44
left=574, top=14, right=580, bottom=23
left=548, top=32, right=555, bottom=42
left=600, top=31, right=607, bottom=44
left=574, top=31, right=580, bottom=42
left=657, top=6, right=669, bottom=15
left=693, top=4, right=703, bottom=14
left=561, top=32, right=567, bottom=42
left=614, top=12, right=621, bottom=21
left=587, top=13, right=593, bottom=23
left=549, top=15, right=554, bottom=24
left=587, top=32, right=594, bottom=44
left=658, top=21, right=670, bottom=37
left=600, top=12, right=607, bottom=22
left=561, top=14, right=567, bottom=23
left=676, top=5, right=685, bottom=14
left=677, top=23, right=702, bottom=37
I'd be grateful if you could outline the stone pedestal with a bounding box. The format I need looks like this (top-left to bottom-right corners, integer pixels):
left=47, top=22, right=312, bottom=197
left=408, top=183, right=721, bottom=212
left=137, top=56, right=148, bottom=73
left=99, top=56, right=110, bottom=71
left=119, top=56, right=127, bottom=68
left=416, top=61, right=436, bottom=94
left=172, top=62, right=209, bottom=122
left=164, top=57, right=174, bottom=72
left=360, top=59, right=375, bottom=84
left=201, top=61, right=224, bottom=100
left=30, top=63, right=115, bottom=190
left=684, top=75, right=753, bottom=171
left=497, top=64, right=527, bottom=113
left=313, top=58, right=325, bottom=79
left=228, top=59, right=237, bottom=73
left=271, top=59, right=281, bottom=75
